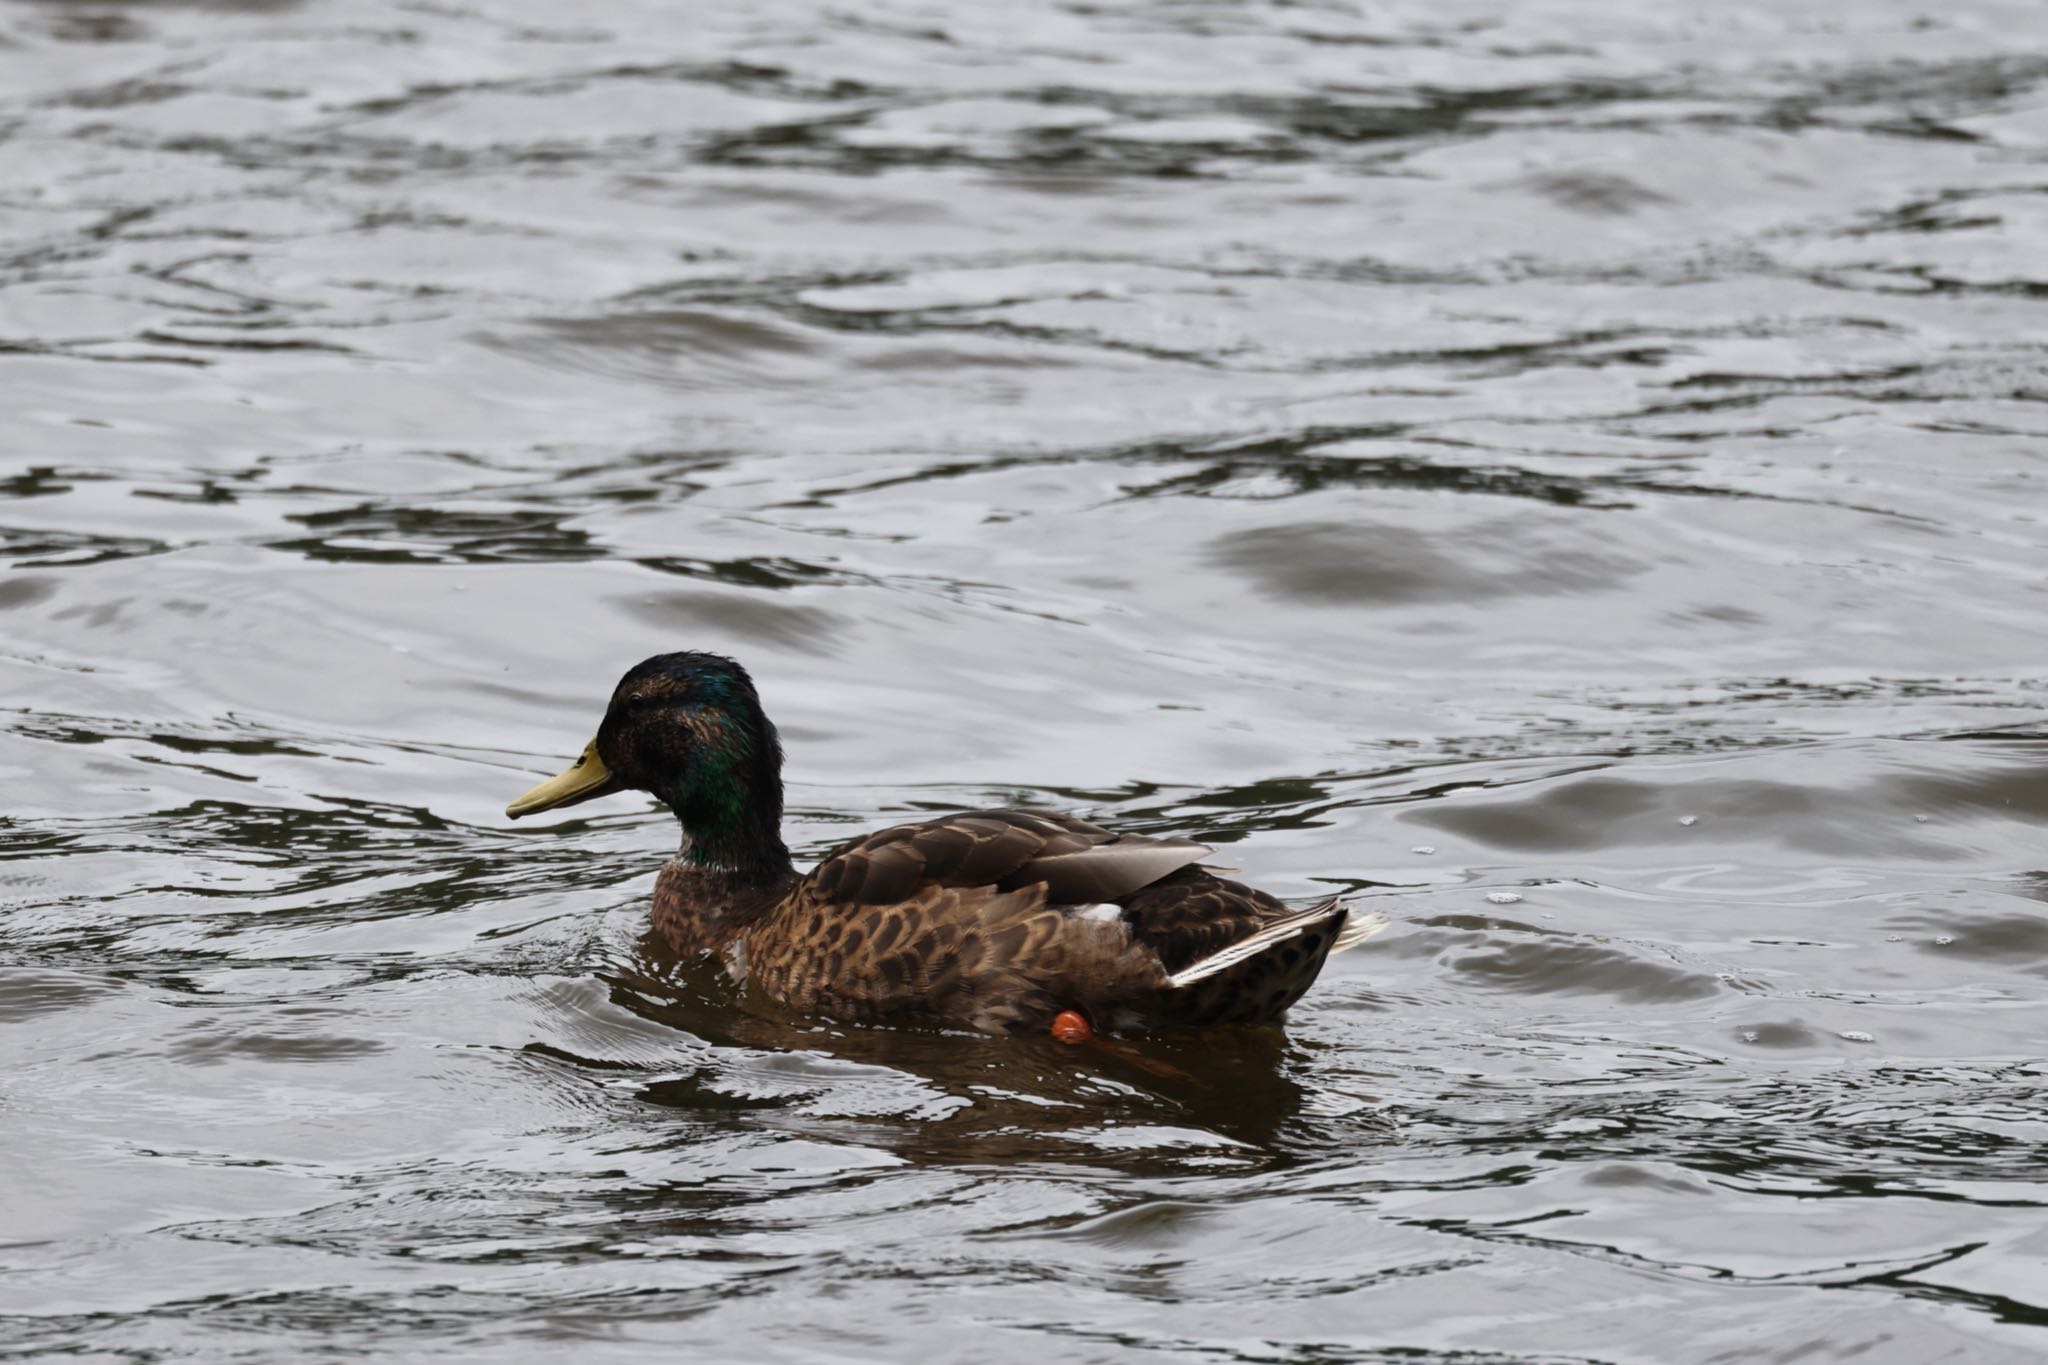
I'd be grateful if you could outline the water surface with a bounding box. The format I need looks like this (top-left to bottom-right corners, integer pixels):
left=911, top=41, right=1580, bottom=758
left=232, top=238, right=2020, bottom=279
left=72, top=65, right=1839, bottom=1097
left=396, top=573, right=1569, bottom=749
left=3, top=0, right=2047, bottom=1360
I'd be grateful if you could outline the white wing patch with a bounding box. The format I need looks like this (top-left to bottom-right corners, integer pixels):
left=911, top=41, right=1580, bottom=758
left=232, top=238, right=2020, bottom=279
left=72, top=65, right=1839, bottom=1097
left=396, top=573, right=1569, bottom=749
left=1165, top=900, right=1389, bottom=989
left=1331, top=908, right=1390, bottom=954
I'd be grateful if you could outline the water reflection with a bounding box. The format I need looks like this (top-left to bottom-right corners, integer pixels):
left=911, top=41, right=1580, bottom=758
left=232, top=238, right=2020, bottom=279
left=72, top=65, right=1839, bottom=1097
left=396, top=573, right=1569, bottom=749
left=601, top=931, right=1361, bottom=1161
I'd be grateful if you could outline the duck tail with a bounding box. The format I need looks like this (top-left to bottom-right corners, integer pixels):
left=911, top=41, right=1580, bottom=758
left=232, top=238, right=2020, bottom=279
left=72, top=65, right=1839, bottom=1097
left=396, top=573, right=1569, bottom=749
left=1330, top=905, right=1391, bottom=955
left=1165, top=898, right=1386, bottom=989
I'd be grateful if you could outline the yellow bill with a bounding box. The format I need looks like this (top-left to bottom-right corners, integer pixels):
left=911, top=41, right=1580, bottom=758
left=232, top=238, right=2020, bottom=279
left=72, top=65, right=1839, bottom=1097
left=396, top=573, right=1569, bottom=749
left=506, top=738, right=622, bottom=819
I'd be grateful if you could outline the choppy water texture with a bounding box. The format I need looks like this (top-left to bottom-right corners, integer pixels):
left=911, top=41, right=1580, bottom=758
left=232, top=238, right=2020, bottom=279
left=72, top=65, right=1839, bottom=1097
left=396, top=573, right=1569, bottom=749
left=3, top=0, right=2047, bottom=1360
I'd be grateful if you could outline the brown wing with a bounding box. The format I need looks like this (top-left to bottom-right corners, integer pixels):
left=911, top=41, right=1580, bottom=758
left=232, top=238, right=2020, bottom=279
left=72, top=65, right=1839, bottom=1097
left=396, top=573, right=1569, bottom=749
left=806, top=809, right=1210, bottom=906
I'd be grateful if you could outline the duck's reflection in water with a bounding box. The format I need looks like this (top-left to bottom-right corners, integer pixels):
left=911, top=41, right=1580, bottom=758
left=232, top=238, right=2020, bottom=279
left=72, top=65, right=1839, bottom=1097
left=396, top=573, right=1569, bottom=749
left=578, top=928, right=1391, bottom=1165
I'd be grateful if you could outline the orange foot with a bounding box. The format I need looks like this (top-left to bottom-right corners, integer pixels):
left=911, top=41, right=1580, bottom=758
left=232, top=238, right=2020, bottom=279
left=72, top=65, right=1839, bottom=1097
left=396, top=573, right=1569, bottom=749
left=1050, top=1009, right=1094, bottom=1045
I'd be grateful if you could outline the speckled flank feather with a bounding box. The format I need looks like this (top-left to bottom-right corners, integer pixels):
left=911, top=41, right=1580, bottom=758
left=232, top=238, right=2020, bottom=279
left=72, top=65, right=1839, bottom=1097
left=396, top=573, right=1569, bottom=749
left=518, top=653, right=1393, bottom=1037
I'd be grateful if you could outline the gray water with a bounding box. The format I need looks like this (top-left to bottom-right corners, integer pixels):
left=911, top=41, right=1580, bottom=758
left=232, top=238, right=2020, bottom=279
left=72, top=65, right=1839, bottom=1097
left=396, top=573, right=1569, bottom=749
left=4, top=0, right=2048, bottom=1360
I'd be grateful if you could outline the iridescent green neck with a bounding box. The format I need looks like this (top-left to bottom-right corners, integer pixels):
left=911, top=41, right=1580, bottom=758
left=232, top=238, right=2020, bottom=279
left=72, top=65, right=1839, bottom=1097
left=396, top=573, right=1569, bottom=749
left=658, top=716, right=789, bottom=877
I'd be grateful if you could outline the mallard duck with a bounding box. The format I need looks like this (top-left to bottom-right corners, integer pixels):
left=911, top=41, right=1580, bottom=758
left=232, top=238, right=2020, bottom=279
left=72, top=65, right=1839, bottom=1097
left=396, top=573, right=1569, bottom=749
left=507, top=652, right=1385, bottom=1036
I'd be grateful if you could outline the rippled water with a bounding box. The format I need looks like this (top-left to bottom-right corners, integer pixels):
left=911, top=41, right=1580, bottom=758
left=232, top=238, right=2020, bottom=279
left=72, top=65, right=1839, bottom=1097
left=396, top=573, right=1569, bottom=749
left=5, top=0, right=2048, bottom=1359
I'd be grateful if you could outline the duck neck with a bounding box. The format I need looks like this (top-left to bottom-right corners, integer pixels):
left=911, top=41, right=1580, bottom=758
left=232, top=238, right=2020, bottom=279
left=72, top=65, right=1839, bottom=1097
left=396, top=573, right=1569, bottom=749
left=660, top=728, right=791, bottom=882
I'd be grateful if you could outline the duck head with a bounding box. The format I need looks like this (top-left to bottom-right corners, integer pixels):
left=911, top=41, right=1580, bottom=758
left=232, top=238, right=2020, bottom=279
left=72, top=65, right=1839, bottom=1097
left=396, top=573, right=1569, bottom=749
left=507, top=651, right=789, bottom=872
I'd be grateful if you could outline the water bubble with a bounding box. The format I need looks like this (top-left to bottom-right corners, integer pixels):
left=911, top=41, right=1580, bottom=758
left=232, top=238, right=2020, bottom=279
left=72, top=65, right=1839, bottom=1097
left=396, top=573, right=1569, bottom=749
left=1485, top=891, right=1522, bottom=905
left=1678, top=814, right=1699, bottom=827
left=1839, top=1030, right=1875, bottom=1044
left=1409, top=845, right=1435, bottom=855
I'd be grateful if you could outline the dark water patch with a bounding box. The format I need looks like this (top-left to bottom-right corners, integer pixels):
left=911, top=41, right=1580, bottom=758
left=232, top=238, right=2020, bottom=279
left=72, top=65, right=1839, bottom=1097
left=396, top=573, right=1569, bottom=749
left=1209, top=518, right=1644, bottom=606
left=1106, top=427, right=1812, bottom=509
left=1402, top=913, right=1558, bottom=940
left=0, top=525, right=168, bottom=568
left=28, top=10, right=153, bottom=42
left=131, top=477, right=244, bottom=506
left=8, top=709, right=336, bottom=763
left=1759, top=53, right=2048, bottom=130
left=696, top=116, right=1293, bottom=180
left=1844, top=189, right=2027, bottom=240
left=785, top=304, right=1204, bottom=368
left=1079, top=766, right=1430, bottom=850
left=1520, top=170, right=1676, bottom=217
left=1666, top=356, right=2048, bottom=405
left=1888, top=911, right=2048, bottom=966
left=0, top=467, right=103, bottom=499
left=633, top=554, right=861, bottom=591
left=0, top=574, right=56, bottom=608
left=0, top=966, right=124, bottom=1022
left=618, top=590, right=839, bottom=656
left=135, top=327, right=359, bottom=356
left=50, top=77, right=192, bottom=112
left=1405, top=743, right=2048, bottom=860
left=482, top=308, right=830, bottom=389
left=1124, top=446, right=1614, bottom=506
left=1438, top=935, right=1724, bottom=1004
left=688, top=77, right=1699, bottom=180
left=167, top=1026, right=388, bottom=1065
left=1738, top=1019, right=1824, bottom=1050
left=531, top=309, right=815, bottom=360
left=49, top=0, right=309, bottom=9
left=275, top=503, right=596, bottom=565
